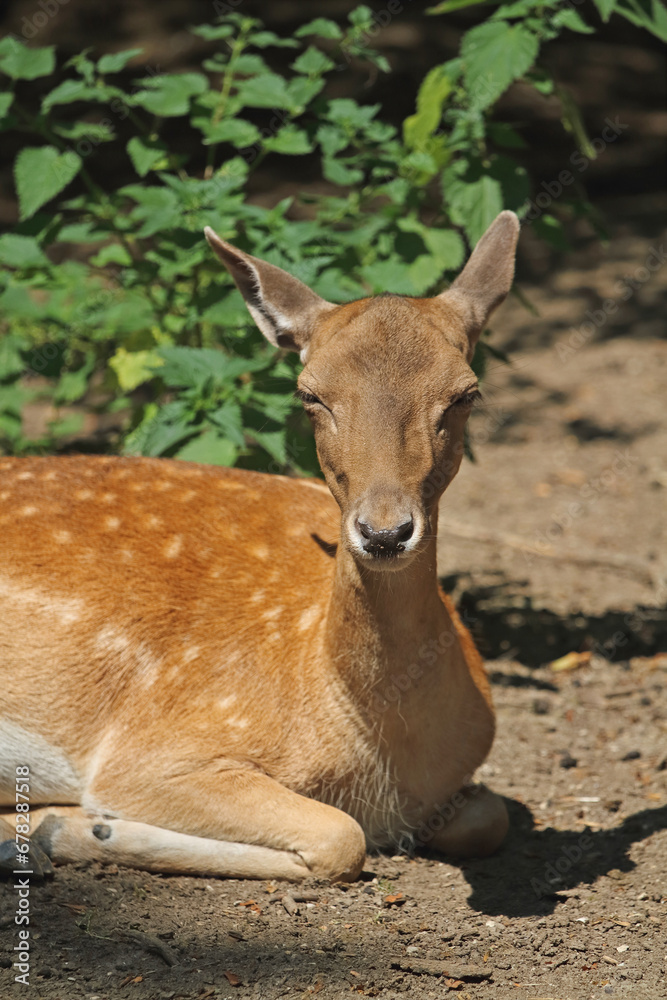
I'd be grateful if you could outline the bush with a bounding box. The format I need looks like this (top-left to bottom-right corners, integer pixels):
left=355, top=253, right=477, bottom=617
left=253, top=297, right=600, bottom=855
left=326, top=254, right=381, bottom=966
left=0, top=1, right=663, bottom=470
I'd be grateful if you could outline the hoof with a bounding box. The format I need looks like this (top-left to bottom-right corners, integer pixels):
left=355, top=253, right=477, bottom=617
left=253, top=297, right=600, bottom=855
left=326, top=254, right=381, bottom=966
left=0, top=837, right=54, bottom=881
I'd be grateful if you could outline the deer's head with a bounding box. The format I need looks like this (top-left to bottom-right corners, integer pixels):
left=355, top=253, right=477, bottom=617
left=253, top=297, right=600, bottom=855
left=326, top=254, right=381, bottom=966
left=205, top=212, right=519, bottom=571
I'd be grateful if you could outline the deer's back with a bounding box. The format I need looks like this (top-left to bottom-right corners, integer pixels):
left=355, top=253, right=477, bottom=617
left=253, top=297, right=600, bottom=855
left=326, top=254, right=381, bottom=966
left=0, top=456, right=341, bottom=764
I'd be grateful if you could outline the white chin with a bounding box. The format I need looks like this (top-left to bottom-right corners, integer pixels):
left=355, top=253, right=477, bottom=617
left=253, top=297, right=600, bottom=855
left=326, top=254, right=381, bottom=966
left=351, top=546, right=418, bottom=571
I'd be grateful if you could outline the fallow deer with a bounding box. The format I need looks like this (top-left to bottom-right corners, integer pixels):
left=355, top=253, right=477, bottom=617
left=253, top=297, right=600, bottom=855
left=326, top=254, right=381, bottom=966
left=0, top=211, right=519, bottom=882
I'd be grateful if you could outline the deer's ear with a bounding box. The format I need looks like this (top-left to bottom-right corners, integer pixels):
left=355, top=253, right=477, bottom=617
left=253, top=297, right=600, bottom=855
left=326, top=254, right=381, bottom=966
left=205, top=228, right=335, bottom=357
left=438, top=211, right=519, bottom=358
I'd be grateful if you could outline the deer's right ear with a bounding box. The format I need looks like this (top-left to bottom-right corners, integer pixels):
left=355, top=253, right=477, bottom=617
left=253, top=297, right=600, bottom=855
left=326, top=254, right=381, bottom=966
left=205, top=228, right=335, bottom=358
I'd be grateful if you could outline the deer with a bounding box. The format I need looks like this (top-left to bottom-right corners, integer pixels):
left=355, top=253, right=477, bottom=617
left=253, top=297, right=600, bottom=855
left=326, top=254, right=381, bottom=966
left=0, top=211, right=519, bottom=884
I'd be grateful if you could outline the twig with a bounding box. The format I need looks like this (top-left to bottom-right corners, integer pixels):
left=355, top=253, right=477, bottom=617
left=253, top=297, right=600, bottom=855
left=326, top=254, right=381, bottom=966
left=117, top=929, right=178, bottom=967
left=282, top=893, right=299, bottom=916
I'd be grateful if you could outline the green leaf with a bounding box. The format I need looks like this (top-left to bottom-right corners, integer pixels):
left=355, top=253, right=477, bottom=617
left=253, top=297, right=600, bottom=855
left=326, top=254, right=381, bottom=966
left=461, top=20, right=539, bottom=109
left=247, top=428, right=286, bottom=465
left=126, top=135, right=168, bottom=176
left=52, top=120, right=114, bottom=142
left=0, top=234, right=49, bottom=269
left=323, top=158, right=364, bottom=186
left=14, top=147, right=82, bottom=221
left=89, top=242, right=133, bottom=267
left=125, top=401, right=193, bottom=457
left=190, top=23, right=235, bottom=40
left=285, top=75, right=326, bottom=112
left=592, top=0, right=617, bottom=20
left=109, top=347, right=163, bottom=391
left=423, top=227, right=465, bottom=270
left=156, top=346, right=270, bottom=388
left=552, top=8, right=594, bottom=32
left=209, top=401, right=245, bottom=446
left=361, top=258, right=418, bottom=295
left=295, top=18, right=343, bottom=39
left=617, top=0, right=667, bottom=41
left=447, top=173, right=503, bottom=245
left=263, top=125, right=313, bottom=155
left=121, top=184, right=181, bottom=236
left=197, top=117, right=261, bottom=148
left=54, top=360, right=95, bottom=405
left=248, top=30, right=299, bottom=49
left=427, top=0, right=494, bottom=10
left=403, top=65, right=451, bottom=150
left=176, top=430, right=238, bottom=466
left=0, top=333, right=28, bottom=381
left=41, top=79, right=106, bottom=112
left=97, top=48, right=143, bottom=73
left=326, top=98, right=381, bottom=130
left=291, top=46, right=335, bottom=76
left=235, top=73, right=292, bottom=109
left=0, top=92, right=13, bottom=117
left=0, top=38, right=55, bottom=80
left=131, top=72, right=208, bottom=116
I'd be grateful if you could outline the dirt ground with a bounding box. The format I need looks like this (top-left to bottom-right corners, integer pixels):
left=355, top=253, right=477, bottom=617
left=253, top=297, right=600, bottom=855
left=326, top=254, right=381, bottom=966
left=1, top=207, right=666, bottom=1000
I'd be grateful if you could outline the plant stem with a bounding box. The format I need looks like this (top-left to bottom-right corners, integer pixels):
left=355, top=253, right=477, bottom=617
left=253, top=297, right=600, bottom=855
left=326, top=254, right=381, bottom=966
left=204, top=23, right=251, bottom=180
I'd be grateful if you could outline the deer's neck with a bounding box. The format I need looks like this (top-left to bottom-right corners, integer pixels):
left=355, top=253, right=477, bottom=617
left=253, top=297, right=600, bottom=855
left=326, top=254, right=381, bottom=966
left=323, top=524, right=450, bottom=705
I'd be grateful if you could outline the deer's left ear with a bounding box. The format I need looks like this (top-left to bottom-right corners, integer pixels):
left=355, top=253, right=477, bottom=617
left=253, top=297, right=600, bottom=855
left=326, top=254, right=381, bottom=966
left=205, top=227, right=336, bottom=358
left=438, top=211, right=520, bottom=359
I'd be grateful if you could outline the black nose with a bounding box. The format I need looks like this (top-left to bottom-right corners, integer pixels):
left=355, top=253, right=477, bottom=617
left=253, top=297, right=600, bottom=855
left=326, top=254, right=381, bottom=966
left=356, top=518, right=414, bottom=556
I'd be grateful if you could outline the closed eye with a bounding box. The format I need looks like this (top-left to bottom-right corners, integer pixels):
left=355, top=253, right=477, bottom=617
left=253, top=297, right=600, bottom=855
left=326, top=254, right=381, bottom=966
left=452, top=388, right=482, bottom=407
left=437, top=389, right=481, bottom=433
left=295, top=388, right=324, bottom=407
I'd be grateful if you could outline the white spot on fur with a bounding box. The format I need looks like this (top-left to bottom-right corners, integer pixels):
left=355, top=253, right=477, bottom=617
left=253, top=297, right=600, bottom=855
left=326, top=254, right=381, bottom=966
left=20, top=506, right=37, bottom=516
left=0, top=579, right=83, bottom=625
left=75, top=488, right=94, bottom=500
left=156, top=480, right=174, bottom=491
left=41, top=471, right=58, bottom=481
left=262, top=607, right=283, bottom=621
left=182, top=645, right=199, bottom=664
left=95, top=628, right=129, bottom=653
left=250, top=590, right=266, bottom=604
left=252, top=545, right=269, bottom=561
left=54, top=530, right=71, bottom=544
left=298, top=606, right=319, bottom=631
left=146, top=515, right=162, bottom=529
left=105, top=516, right=121, bottom=530
left=16, top=471, right=33, bottom=480
left=0, top=491, right=10, bottom=501
left=164, top=535, right=183, bottom=559
left=101, top=492, right=116, bottom=503
left=225, top=717, right=249, bottom=730
left=218, top=694, right=238, bottom=711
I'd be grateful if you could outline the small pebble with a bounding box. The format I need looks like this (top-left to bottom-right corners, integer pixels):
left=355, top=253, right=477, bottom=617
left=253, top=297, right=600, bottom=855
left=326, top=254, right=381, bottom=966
left=533, top=697, right=551, bottom=715
left=560, top=752, right=578, bottom=769
left=622, top=750, right=641, bottom=761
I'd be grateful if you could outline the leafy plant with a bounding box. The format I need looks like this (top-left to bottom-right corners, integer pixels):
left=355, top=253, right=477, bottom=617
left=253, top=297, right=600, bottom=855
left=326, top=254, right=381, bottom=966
left=0, top=2, right=659, bottom=467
